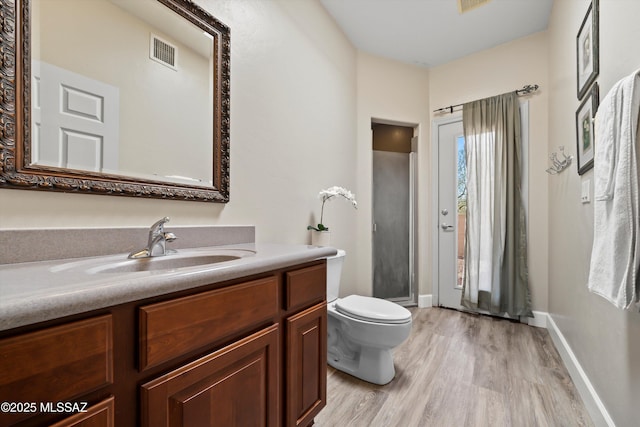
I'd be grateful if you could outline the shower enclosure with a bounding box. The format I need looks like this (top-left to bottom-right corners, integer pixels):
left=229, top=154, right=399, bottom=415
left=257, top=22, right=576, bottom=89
left=372, top=123, right=417, bottom=306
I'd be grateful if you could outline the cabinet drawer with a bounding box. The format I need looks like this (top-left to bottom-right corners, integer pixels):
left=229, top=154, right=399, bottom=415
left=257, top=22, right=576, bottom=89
left=285, top=263, right=326, bottom=310
left=0, top=315, right=113, bottom=426
left=139, top=276, right=279, bottom=370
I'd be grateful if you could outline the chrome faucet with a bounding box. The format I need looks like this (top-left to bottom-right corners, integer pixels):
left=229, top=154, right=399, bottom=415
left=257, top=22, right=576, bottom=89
left=129, top=217, right=177, bottom=259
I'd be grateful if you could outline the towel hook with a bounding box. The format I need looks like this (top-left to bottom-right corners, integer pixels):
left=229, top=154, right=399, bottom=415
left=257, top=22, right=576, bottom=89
left=546, top=146, right=573, bottom=175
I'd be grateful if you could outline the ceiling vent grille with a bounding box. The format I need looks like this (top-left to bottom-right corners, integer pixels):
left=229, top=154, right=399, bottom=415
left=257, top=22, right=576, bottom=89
left=150, top=34, right=177, bottom=70
left=457, top=0, right=491, bottom=14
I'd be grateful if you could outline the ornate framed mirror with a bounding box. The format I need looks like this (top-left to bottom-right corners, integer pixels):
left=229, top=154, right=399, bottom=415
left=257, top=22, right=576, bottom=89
left=0, top=0, right=230, bottom=202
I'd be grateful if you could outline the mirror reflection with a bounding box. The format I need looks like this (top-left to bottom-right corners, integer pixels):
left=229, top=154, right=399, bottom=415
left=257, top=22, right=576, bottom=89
left=32, top=0, right=215, bottom=187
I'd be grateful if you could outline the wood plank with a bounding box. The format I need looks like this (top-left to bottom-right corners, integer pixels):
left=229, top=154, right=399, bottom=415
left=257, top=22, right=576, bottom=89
left=315, top=308, right=594, bottom=427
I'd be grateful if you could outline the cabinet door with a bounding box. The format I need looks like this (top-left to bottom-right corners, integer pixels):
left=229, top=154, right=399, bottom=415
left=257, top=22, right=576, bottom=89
left=141, top=325, right=279, bottom=427
left=286, top=303, right=327, bottom=427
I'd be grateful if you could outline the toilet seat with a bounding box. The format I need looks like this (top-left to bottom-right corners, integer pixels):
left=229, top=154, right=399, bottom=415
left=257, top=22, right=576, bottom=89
left=335, top=295, right=412, bottom=324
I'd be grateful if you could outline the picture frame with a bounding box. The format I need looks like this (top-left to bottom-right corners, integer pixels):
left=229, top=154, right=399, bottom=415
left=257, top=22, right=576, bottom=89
left=576, top=0, right=599, bottom=99
left=575, top=82, right=599, bottom=175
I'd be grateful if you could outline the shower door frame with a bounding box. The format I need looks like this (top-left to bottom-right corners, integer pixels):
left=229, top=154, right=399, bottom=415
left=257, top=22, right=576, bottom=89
left=371, top=121, right=419, bottom=307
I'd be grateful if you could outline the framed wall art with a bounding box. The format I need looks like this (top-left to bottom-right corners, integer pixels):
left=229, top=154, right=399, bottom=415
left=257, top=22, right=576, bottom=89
left=576, top=0, right=599, bottom=99
left=575, top=83, right=599, bottom=175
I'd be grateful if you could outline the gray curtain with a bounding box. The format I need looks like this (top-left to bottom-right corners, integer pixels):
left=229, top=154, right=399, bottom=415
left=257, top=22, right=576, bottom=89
left=461, top=91, right=533, bottom=317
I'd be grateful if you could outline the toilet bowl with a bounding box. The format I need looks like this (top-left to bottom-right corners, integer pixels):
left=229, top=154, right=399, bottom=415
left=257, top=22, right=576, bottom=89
left=326, top=250, right=412, bottom=385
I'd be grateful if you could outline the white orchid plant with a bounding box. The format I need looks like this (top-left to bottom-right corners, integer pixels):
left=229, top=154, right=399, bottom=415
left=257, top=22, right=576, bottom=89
left=307, top=186, right=357, bottom=232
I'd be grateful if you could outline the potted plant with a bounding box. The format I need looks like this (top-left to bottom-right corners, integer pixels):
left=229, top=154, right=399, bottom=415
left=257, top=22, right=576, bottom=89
left=308, top=186, right=357, bottom=246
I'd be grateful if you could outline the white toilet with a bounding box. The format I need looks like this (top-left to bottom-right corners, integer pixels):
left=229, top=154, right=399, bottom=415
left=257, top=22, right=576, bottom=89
left=326, top=249, right=412, bottom=385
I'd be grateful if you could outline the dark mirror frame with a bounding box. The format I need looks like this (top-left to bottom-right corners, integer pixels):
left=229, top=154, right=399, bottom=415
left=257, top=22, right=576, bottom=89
left=0, top=0, right=230, bottom=202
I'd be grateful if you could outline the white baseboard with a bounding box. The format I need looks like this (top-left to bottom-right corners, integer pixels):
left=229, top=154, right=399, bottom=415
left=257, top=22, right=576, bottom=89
left=546, top=314, right=615, bottom=427
left=526, top=310, right=549, bottom=328
left=418, top=294, right=432, bottom=308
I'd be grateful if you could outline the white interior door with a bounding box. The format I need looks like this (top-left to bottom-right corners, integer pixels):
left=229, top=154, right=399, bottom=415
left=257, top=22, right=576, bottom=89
left=33, top=61, right=119, bottom=172
left=436, top=118, right=465, bottom=310
left=32, top=64, right=42, bottom=154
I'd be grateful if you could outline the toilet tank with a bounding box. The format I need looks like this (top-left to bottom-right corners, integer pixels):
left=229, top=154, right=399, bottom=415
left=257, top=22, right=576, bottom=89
left=326, top=249, right=346, bottom=302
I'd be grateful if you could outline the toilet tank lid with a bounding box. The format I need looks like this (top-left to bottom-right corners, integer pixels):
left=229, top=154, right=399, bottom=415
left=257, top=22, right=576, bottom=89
left=335, top=295, right=412, bottom=324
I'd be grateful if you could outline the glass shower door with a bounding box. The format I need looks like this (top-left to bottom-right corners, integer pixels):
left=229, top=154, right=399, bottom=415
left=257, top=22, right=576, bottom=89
left=372, top=149, right=416, bottom=305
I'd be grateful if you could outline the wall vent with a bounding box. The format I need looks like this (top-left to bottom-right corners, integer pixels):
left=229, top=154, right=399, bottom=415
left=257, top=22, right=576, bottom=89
left=457, top=0, right=491, bottom=14
left=150, top=34, right=177, bottom=70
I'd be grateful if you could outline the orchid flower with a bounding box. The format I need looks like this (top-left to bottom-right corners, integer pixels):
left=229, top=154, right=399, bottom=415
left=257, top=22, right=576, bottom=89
left=307, top=186, right=357, bottom=232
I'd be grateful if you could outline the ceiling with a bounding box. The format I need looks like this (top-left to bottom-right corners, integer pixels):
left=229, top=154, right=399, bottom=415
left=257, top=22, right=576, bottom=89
left=320, top=0, right=554, bottom=67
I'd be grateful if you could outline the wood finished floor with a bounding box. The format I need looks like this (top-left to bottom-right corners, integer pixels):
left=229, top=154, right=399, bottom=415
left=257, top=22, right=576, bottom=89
left=315, top=307, right=593, bottom=427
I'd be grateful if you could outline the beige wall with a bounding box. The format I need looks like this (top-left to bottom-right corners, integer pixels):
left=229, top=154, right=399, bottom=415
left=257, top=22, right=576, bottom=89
left=354, top=52, right=431, bottom=298
left=547, top=1, right=640, bottom=425
left=429, top=31, right=550, bottom=311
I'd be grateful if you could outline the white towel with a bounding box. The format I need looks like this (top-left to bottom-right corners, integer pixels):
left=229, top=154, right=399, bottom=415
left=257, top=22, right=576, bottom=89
left=588, top=69, right=640, bottom=309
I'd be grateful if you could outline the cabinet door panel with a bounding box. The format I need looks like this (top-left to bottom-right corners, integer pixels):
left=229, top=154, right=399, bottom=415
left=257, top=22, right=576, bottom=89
left=141, top=325, right=279, bottom=427
left=286, top=303, right=327, bottom=427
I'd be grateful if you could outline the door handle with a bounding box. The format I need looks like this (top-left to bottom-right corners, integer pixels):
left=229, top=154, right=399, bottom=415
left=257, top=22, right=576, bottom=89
left=441, top=223, right=454, bottom=231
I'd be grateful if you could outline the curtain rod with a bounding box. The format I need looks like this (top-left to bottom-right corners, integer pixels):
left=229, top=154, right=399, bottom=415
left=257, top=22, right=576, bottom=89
left=433, top=84, right=539, bottom=114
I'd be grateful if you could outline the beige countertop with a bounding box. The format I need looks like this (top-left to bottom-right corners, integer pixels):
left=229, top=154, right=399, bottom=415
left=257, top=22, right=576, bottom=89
left=0, top=243, right=337, bottom=331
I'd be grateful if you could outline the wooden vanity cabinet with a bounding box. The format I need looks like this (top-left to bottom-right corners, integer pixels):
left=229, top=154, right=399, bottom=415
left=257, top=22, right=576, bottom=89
left=0, top=260, right=327, bottom=427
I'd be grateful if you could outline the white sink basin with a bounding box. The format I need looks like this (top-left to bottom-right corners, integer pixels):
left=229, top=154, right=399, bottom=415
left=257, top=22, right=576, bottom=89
left=51, top=249, right=256, bottom=274
left=92, top=254, right=240, bottom=273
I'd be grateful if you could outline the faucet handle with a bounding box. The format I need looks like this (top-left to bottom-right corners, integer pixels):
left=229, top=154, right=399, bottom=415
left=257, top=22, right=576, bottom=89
left=150, top=217, right=171, bottom=232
